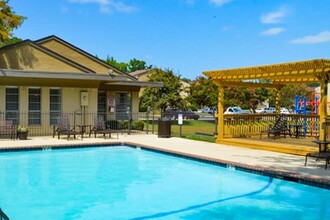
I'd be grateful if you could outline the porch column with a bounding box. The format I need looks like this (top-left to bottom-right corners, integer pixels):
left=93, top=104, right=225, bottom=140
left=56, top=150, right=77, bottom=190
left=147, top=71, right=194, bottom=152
left=275, top=88, right=281, bottom=113
left=319, top=79, right=328, bottom=150
left=217, top=86, right=225, bottom=142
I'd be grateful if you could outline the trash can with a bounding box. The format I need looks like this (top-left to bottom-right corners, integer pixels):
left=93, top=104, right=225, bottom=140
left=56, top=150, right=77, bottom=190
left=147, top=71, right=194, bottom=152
left=158, top=118, right=171, bottom=138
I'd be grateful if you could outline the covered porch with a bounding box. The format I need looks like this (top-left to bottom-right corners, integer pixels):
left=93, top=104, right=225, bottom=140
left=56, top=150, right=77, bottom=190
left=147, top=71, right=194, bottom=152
left=204, top=59, right=330, bottom=155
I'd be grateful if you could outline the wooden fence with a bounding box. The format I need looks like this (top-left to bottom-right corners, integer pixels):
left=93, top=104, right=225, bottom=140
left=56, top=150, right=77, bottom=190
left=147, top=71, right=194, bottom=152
left=223, top=114, right=320, bottom=138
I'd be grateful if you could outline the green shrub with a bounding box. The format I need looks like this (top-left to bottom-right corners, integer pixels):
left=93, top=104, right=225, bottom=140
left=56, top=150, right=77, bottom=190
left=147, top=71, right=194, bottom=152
left=120, top=120, right=144, bottom=130
left=121, top=121, right=129, bottom=129
left=132, top=120, right=144, bottom=131
left=139, top=106, right=148, bottom=112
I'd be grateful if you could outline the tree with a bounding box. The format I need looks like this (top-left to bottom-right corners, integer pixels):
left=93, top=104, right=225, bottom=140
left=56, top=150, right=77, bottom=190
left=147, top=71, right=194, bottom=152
left=223, top=86, right=272, bottom=110
left=0, top=0, right=25, bottom=46
left=104, top=56, right=128, bottom=73
left=188, top=76, right=274, bottom=111
left=188, top=76, right=218, bottom=109
left=139, top=68, right=185, bottom=112
left=127, top=58, right=152, bottom=72
left=277, top=83, right=314, bottom=109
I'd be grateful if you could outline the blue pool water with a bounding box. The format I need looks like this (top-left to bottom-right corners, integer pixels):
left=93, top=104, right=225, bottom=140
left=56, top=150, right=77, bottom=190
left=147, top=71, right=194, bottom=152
left=0, top=146, right=330, bottom=219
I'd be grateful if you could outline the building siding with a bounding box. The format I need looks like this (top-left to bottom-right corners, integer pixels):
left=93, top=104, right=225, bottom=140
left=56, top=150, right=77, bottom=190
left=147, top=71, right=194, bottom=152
left=39, top=40, right=110, bottom=74
left=0, top=44, right=85, bottom=72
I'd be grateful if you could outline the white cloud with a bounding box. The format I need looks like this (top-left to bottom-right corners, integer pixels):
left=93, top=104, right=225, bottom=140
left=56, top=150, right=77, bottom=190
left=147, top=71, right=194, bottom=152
left=69, top=0, right=137, bottom=13
left=261, top=7, right=288, bottom=24
left=261, top=27, right=285, bottom=36
left=209, top=0, right=232, bottom=7
left=291, top=31, right=330, bottom=44
left=111, top=2, right=137, bottom=13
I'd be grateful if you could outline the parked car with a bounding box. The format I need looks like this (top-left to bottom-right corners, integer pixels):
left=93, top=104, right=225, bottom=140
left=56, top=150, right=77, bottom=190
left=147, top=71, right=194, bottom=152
left=164, top=109, right=200, bottom=120
left=255, top=107, right=276, bottom=114
left=280, top=108, right=290, bottom=114
left=262, top=107, right=276, bottom=113
left=256, top=107, right=291, bottom=114
left=201, top=108, right=216, bottom=114
left=255, top=108, right=265, bottom=113
left=224, top=107, right=249, bottom=114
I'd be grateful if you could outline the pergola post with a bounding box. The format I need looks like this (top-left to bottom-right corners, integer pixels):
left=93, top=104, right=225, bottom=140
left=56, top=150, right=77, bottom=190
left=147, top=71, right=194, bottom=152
left=319, top=79, right=328, bottom=150
left=275, top=88, right=281, bottom=113
left=217, top=86, right=225, bottom=141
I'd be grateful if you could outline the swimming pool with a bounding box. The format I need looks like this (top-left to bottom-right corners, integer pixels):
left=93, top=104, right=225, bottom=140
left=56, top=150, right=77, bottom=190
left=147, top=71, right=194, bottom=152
left=0, top=145, right=329, bottom=219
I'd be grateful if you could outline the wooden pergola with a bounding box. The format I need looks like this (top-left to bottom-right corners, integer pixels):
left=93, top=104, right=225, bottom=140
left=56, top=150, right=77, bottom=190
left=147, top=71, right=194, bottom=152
left=203, top=59, right=330, bottom=145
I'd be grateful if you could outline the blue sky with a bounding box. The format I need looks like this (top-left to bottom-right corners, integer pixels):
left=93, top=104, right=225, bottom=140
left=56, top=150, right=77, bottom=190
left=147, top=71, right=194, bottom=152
left=10, top=0, right=330, bottom=79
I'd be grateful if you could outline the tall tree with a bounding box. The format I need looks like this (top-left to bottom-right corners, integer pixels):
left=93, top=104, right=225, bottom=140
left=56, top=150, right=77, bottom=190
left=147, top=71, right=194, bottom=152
left=139, top=68, right=185, bottom=112
left=127, top=58, right=152, bottom=72
left=224, top=86, right=272, bottom=110
left=0, top=0, right=25, bottom=46
left=104, top=56, right=128, bottom=73
left=188, top=76, right=218, bottom=109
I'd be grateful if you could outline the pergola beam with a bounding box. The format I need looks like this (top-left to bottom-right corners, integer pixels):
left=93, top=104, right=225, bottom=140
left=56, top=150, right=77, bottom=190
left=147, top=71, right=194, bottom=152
left=214, top=80, right=283, bottom=89
left=204, top=59, right=330, bottom=79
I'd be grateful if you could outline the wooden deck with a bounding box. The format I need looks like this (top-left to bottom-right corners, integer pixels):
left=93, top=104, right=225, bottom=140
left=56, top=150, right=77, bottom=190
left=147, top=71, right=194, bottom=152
left=217, top=136, right=318, bottom=156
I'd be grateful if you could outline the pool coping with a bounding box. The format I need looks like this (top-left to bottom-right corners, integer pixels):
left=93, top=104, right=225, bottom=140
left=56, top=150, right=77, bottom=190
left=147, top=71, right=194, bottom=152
left=0, top=141, right=329, bottom=190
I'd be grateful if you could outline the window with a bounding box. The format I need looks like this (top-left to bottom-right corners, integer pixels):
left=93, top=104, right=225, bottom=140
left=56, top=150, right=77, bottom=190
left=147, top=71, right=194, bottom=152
left=115, top=92, right=131, bottom=120
left=50, top=88, right=61, bottom=125
left=97, top=91, right=106, bottom=118
left=29, top=88, right=41, bottom=125
left=5, top=87, right=19, bottom=124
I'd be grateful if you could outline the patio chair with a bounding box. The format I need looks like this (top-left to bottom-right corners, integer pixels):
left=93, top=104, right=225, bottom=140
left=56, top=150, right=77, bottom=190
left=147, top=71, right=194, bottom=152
left=54, top=116, right=81, bottom=140
left=305, top=121, right=330, bottom=169
left=89, top=116, right=119, bottom=139
left=260, top=114, right=291, bottom=139
left=0, top=120, right=16, bottom=140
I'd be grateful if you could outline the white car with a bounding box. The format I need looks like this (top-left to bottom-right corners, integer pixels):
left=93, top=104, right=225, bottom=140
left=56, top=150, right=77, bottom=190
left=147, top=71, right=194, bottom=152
left=255, top=108, right=265, bottom=113
left=280, top=108, right=290, bottom=114
left=262, top=107, right=276, bottom=113
left=224, top=107, right=248, bottom=114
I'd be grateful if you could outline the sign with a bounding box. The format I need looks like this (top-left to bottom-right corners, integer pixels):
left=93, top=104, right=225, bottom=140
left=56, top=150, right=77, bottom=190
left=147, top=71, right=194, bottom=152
left=107, top=96, right=115, bottom=107
left=81, top=91, right=89, bottom=106
left=178, top=114, right=183, bottom=125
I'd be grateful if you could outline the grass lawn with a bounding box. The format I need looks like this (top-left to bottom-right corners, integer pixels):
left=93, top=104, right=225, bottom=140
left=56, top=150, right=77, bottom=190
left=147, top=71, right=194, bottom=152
left=144, top=120, right=216, bottom=143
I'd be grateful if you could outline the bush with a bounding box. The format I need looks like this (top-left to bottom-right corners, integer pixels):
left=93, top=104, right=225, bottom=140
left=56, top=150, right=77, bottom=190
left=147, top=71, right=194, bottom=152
left=139, top=106, right=148, bottom=112
left=120, top=120, right=144, bottom=130
left=132, top=120, right=144, bottom=131
left=121, top=121, right=128, bottom=129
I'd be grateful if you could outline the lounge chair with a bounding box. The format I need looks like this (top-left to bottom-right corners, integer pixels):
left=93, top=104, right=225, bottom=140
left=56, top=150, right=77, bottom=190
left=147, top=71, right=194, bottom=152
left=54, top=116, right=81, bottom=140
left=305, top=122, right=330, bottom=169
left=0, top=120, right=16, bottom=140
left=260, top=114, right=291, bottom=139
left=89, top=116, right=119, bottom=139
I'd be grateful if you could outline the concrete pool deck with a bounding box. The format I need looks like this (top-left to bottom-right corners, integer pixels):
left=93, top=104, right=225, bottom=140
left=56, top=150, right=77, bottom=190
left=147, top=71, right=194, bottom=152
left=0, top=134, right=329, bottom=187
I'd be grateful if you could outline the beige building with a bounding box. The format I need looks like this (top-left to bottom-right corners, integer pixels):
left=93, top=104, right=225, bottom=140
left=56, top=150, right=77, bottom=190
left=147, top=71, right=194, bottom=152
left=0, top=35, right=161, bottom=135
